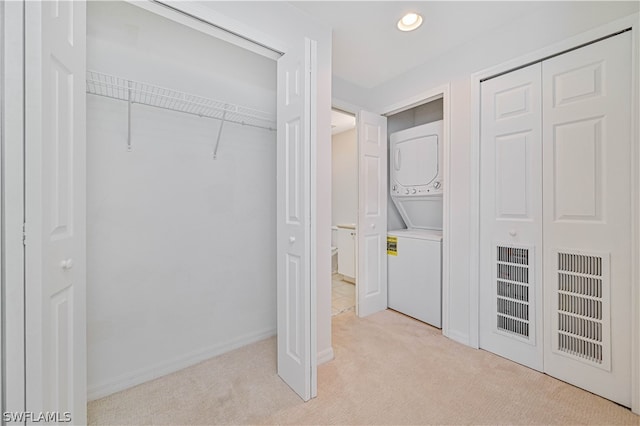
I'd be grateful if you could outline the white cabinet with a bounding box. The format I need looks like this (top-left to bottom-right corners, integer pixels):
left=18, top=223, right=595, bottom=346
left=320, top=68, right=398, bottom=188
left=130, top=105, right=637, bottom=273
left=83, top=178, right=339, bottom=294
left=337, top=225, right=356, bottom=282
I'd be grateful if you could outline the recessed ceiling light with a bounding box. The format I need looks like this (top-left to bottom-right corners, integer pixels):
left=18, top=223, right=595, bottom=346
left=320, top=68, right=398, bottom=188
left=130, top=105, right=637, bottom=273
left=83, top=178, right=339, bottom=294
left=397, top=12, right=423, bottom=32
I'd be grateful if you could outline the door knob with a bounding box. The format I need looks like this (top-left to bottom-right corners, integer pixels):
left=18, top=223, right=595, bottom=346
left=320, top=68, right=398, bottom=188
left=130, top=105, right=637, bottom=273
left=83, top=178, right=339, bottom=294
left=509, top=230, right=517, bottom=237
left=60, top=258, right=74, bottom=270
left=370, top=223, right=376, bottom=229
left=289, top=236, right=296, bottom=244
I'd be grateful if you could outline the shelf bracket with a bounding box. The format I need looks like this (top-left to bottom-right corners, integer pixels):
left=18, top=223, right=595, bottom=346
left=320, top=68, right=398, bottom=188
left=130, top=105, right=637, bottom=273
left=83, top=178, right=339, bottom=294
left=127, top=81, right=133, bottom=152
left=213, top=108, right=227, bottom=160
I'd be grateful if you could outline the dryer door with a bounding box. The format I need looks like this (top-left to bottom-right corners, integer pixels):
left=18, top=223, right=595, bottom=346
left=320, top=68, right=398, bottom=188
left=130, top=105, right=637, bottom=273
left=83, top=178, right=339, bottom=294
left=393, top=134, right=438, bottom=187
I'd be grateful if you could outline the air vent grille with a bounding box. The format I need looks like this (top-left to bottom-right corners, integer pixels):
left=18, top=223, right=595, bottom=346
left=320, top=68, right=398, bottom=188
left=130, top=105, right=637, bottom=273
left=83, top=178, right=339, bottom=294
left=496, top=246, right=530, bottom=339
left=556, top=251, right=608, bottom=367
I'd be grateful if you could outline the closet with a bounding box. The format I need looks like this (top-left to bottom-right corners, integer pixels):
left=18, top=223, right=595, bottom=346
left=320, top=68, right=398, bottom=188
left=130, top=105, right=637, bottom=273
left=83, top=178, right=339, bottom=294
left=479, top=31, right=632, bottom=406
left=85, top=2, right=277, bottom=399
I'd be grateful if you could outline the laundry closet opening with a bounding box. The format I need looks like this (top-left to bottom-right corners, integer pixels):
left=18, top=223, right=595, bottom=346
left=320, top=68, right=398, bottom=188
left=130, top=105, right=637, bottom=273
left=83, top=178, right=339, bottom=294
left=330, top=96, right=446, bottom=330
left=386, top=98, right=445, bottom=329
left=86, top=1, right=277, bottom=400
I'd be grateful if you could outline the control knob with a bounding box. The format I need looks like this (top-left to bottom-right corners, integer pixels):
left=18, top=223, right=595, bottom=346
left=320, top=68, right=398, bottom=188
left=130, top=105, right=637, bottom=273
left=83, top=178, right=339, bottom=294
left=433, top=181, right=442, bottom=190
left=404, top=189, right=410, bottom=195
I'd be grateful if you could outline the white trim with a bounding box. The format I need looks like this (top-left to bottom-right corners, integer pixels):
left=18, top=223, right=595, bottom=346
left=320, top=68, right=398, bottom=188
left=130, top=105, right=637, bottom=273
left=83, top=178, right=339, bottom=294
left=127, top=0, right=284, bottom=59
left=1, top=1, right=4, bottom=408
left=2, top=0, right=26, bottom=415
left=469, top=73, right=481, bottom=349
left=469, top=12, right=640, bottom=412
left=379, top=84, right=453, bottom=340
left=629, top=13, right=640, bottom=416
left=332, top=97, right=367, bottom=116
left=24, top=0, right=45, bottom=414
left=87, top=327, right=277, bottom=401
left=317, top=347, right=334, bottom=365
left=440, top=84, right=452, bottom=341
left=445, top=330, right=470, bottom=347
left=380, top=88, right=445, bottom=117
left=309, top=38, right=318, bottom=400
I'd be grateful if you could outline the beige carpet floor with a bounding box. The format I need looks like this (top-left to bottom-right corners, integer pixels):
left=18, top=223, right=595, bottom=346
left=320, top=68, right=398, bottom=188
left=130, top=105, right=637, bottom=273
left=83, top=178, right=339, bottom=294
left=89, top=310, right=639, bottom=425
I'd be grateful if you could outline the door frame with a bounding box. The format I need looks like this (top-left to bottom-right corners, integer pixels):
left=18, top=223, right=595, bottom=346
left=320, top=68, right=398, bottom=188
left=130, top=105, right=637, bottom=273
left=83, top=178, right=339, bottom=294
left=9, top=0, right=324, bottom=411
left=469, top=12, right=640, bottom=413
left=2, top=0, right=26, bottom=417
left=328, top=105, right=359, bottom=316
left=380, top=84, right=452, bottom=337
left=332, top=83, right=452, bottom=332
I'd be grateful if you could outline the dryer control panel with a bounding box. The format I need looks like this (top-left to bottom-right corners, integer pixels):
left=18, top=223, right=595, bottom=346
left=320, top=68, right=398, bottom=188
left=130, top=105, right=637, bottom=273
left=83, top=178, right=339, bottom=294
left=391, top=180, right=442, bottom=196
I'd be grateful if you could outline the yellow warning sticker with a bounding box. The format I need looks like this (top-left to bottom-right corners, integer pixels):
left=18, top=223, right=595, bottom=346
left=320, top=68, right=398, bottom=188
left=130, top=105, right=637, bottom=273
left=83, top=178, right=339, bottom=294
left=387, top=236, right=398, bottom=256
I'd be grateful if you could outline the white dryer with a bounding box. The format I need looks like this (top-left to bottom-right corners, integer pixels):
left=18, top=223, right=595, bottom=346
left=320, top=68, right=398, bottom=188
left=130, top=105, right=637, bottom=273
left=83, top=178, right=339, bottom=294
left=390, top=120, right=443, bottom=230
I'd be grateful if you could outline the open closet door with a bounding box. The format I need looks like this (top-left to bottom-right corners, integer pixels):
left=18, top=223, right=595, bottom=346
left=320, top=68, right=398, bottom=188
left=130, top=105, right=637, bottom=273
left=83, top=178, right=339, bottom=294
left=357, top=111, right=388, bottom=317
left=276, top=38, right=315, bottom=401
left=25, top=0, right=87, bottom=423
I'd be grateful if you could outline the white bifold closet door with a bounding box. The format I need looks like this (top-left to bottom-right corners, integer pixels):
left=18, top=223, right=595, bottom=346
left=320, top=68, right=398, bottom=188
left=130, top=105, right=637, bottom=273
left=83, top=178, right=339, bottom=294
left=479, top=62, right=544, bottom=371
left=480, top=31, right=632, bottom=406
left=25, top=0, right=87, bottom=423
left=277, top=38, right=315, bottom=401
left=542, top=31, right=632, bottom=407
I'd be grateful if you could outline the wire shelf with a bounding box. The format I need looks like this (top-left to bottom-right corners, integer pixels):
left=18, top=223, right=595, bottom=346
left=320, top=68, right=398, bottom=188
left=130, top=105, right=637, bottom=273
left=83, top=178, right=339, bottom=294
left=86, top=70, right=276, bottom=131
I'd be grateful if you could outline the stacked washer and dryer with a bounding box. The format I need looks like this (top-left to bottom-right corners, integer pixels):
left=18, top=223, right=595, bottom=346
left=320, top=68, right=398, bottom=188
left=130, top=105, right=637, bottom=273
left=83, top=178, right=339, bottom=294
left=388, top=120, right=443, bottom=328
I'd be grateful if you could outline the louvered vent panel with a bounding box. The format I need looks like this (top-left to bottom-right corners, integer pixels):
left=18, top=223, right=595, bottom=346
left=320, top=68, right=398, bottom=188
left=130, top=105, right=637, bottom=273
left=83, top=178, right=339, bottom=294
left=496, top=246, right=530, bottom=339
left=556, top=252, right=609, bottom=368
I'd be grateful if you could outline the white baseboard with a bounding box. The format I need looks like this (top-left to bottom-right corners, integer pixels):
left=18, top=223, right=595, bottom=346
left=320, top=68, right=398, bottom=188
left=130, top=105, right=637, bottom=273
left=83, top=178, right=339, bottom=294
left=88, top=327, right=276, bottom=401
left=317, top=346, right=334, bottom=364
left=443, top=329, right=470, bottom=347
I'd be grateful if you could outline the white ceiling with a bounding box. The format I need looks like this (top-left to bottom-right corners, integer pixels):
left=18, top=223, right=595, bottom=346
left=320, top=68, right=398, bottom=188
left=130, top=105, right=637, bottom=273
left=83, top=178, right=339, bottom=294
left=290, top=1, right=545, bottom=89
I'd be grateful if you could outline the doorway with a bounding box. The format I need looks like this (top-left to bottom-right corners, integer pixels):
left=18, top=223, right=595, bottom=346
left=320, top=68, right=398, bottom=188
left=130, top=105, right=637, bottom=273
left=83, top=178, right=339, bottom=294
left=18, top=1, right=319, bottom=420
left=329, top=87, right=450, bottom=330
left=330, top=109, right=357, bottom=316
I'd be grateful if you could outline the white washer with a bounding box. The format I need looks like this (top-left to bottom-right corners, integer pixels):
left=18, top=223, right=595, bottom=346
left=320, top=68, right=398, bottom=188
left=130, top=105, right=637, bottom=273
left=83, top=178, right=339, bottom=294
left=387, top=229, right=442, bottom=327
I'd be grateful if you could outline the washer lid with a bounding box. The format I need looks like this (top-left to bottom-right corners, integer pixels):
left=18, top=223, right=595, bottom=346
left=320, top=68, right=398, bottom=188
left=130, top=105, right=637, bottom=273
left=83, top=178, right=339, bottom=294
left=387, top=228, right=442, bottom=241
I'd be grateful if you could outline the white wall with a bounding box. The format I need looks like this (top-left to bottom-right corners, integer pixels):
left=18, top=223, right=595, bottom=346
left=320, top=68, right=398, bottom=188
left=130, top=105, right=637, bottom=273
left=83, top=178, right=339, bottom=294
left=337, top=1, right=640, bottom=345
left=86, top=2, right=277, bottom=398
left=331, top=129, right=357, bottom=226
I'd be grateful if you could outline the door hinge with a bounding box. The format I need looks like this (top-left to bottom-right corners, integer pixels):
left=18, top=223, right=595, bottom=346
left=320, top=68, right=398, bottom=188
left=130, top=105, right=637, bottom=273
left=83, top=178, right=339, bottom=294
left=22, top=223, right=26, bottom=246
